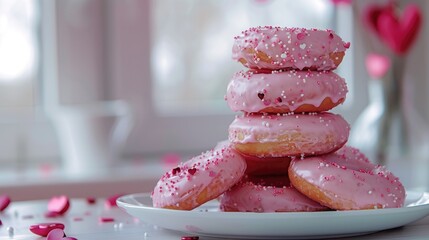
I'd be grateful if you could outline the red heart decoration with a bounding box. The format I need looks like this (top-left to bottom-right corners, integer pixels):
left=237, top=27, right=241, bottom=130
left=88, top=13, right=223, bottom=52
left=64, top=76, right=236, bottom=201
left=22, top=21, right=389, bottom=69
left=363, top=4, right=389, bottom=33
left=48, top=195, right=70, bottom=215
left=0, top=195, right=11, bottom=212
left=376, top=4, right=422, bottom=55
left=29, top=223, right=65, bottom=237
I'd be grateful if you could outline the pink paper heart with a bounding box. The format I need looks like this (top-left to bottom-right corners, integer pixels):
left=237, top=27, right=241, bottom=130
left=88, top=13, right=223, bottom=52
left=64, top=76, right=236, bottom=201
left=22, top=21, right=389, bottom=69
left=105, top=194, right=124, bottom=208
left=0, top=195, right=11, bottom=212
left=365, top=53, right=391, bottom=79
left=48, top=195, right=70, bottom=215
left=376, top=4, right=422, bottom=54
left=47, top=228, right=65, bottom=240
left=29, top=223, right=65, bottom=237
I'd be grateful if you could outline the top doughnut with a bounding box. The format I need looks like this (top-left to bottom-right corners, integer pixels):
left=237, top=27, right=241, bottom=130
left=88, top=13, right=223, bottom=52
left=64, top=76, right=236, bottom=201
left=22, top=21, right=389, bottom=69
left=232, top=26, right=350, bottom=71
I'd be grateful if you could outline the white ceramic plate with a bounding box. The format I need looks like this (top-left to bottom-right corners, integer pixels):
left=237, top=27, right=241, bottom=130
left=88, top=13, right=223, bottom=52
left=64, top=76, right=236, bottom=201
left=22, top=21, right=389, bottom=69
left=117, top=191, right=429, bottom=239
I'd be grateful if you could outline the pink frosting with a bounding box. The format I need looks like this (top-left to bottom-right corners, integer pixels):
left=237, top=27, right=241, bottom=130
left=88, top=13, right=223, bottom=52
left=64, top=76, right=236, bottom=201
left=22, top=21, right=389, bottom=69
left=228, top=112, right=350, bottom=157
left=226, top=69, right=347, bottom=113
left=152, top=145, right=246, bottom=209
left=232, top=26, right=350, bottom=70
left=220, top=175, right=329, bottom=212
left=289, top=146, right=406, bottom=209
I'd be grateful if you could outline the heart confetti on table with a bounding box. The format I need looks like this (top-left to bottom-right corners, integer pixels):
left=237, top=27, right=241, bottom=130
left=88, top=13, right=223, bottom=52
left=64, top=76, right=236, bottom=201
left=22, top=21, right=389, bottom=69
left=47, top=195, right=70, bottom=215
left=105, top=194, right=124, bottom=208
left=47, top=228, right=77, bottom=240
left=29, top=223, right=65, bottom=237
left=0, top=194, right=11, bottom=212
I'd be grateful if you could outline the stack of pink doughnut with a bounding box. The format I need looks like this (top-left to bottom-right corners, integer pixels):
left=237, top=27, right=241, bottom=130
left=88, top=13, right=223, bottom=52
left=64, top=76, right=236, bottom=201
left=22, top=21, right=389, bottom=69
left=152, top=26, right=406, bottom=212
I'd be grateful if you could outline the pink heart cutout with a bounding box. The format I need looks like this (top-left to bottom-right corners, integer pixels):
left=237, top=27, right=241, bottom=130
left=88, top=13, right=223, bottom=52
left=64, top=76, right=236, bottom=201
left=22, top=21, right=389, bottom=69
left=48, top=195, right=70, bottom=215
left=365, top=53, right=391, bottom=79
left=29, top=223, right=65, bottom=237
left=47, top=228, right=65, bottom=240
left=376, top=4, right=422, bottom=54
left=0, top=195, right=11, bottom=212
left=105, top=194, right=124, bottom=208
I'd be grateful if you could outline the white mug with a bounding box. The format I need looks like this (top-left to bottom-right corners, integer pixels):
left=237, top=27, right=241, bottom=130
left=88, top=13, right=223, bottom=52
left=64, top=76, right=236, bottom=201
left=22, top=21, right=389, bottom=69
left=53, top=100, right=132, bottom=175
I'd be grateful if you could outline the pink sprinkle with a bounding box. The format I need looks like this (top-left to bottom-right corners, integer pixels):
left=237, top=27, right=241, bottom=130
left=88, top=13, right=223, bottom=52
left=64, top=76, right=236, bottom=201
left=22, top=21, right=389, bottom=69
left=86, top=197, right=96, bottom=205
left=261, top=98, right=270, bottom=106
left=0, top=195, right=11, bottom=212
left=182, top=236, right=199, bottom=240
left=209, top=171, right=216, bottom=177
left=297, top=33, right=306, bottom=40
left=99, top=217, right=115, bottom=223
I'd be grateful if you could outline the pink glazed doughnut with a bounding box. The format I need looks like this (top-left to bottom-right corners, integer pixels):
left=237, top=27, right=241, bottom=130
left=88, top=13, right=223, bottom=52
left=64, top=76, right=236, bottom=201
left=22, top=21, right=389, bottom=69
left=288, top=146, right=406, bottom=210
left=232, top=26, right=350, bottom=70
left=219, top=175, right=329, bottom=212
left=226, top=69, right=348, bottom=113
left=152, top=145, right=246, bottom=210
left=228, top=112, right=350, bottom=157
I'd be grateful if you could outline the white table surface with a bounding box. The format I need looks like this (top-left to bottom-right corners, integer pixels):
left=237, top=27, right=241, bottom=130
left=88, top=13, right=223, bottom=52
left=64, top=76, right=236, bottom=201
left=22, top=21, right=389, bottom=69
left=1, top=197, right=429, bottom=240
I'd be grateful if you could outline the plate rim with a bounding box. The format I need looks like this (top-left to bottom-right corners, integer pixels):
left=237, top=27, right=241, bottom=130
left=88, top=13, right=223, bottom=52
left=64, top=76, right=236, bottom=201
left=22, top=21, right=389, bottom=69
left=117, top=190, right=429, bottom=217
left=117, top=190, right=429, bottom=238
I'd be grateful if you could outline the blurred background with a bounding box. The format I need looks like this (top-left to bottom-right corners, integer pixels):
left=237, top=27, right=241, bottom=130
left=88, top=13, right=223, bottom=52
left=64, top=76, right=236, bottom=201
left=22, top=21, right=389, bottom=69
left=0, top=0, right=428, bottom=199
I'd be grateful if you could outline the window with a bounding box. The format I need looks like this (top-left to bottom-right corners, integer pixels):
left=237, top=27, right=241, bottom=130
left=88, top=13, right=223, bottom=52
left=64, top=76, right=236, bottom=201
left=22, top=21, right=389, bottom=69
left=1, top=0, right=359, bottom=168
left=151, top=0, right=336, bottom=114
left=0, top=0, right=37, bottom=109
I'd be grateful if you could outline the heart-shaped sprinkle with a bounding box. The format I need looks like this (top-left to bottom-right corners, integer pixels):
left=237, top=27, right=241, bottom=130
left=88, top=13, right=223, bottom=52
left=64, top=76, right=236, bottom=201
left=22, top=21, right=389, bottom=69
left=343, top=42, right=351, bottom=49
left=257, top=92, right=265, bottom=100
left=46, top=228, right=65, bottom=240
left=0, top=195, right=11, bottom=212
left=187, top=168, right=197, bottom=175
left=105, top=194, right=124, bottom=208
left=172, top=167, right=181, bottom=175
left=48, top=196, right=70, bottom=215
left=299, top=43, right=306, bottom=49
left=29, top=223, right=65, bottom=237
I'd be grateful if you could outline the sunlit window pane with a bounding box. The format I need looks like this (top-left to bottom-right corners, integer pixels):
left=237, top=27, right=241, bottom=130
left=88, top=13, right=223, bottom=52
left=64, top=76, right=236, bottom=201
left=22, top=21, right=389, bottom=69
left=151, top=0, right=334, bottom=114
left=0, top=0, right=37, bottom=108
